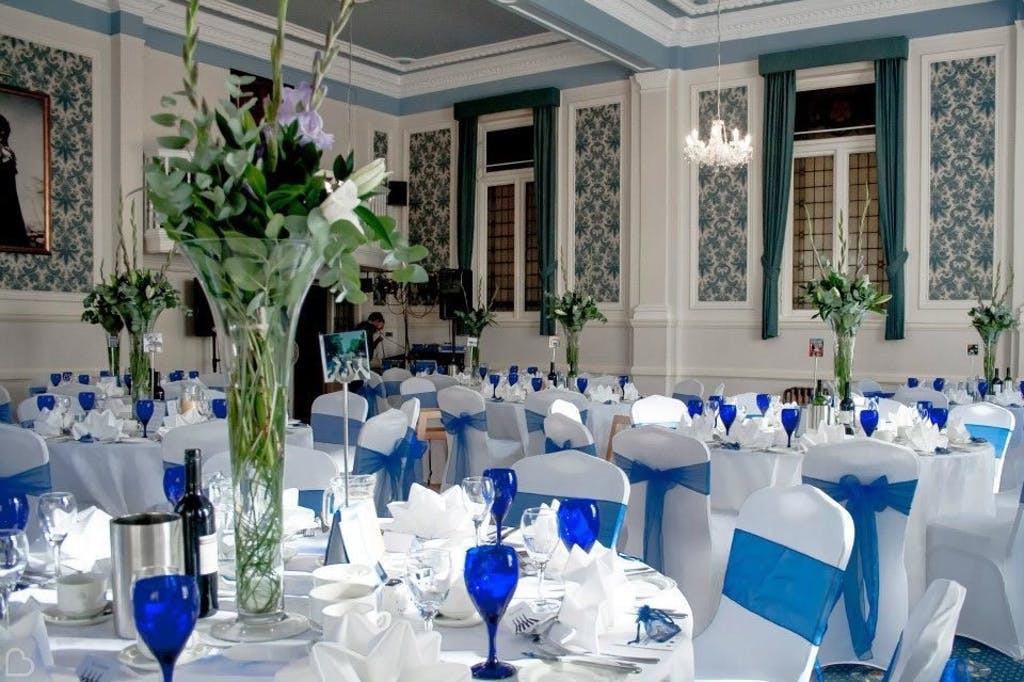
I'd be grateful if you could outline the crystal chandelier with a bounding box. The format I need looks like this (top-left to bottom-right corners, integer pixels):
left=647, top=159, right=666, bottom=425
left=683, top=0, right=753, bottom=169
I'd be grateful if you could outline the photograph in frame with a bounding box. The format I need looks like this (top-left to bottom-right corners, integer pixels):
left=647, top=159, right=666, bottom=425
left=0, top=83, right=51, bottom=253
left=319, top=330, right=370, bottom=384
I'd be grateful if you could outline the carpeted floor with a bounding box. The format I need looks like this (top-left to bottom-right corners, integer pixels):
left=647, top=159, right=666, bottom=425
left=822, top=636, right=1022, bottom=680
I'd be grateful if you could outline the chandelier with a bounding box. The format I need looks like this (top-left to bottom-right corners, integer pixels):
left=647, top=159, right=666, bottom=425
left=683, top=0, right=753, bottom=169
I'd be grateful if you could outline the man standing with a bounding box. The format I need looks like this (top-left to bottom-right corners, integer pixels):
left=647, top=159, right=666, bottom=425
left=354, top=311, right=385, bottom=358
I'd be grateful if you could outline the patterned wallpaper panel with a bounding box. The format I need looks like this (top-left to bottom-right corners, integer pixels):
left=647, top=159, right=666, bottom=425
left=928, top=56, right=996, bottom=301
left=373, top=130, right=388, bottom=161
left=407, top=128, right=451, bottom=272
left=0, top=35, right=93, bottom=292
left=574, top=102, right=621, bottom=303
left=697, top=86, right=748, bottom=302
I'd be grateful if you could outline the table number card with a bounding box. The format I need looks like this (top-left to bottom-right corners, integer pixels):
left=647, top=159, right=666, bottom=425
left=808, top=338, right=824, bottom=358
left=466, top=336, right=479, bottom=348
left=548, top=336, right=561, bottom=349
left=967, top=343, right=979, bottom=356
left=324, top=500, right=385, bottom=567
left=142, top=332, right=163, bottom=353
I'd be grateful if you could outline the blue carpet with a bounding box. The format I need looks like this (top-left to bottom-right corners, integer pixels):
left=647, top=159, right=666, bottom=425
left=822, top=637, right=1022, bottom=680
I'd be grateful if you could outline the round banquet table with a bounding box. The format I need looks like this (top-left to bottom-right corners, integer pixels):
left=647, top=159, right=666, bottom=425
left=484, top=398, right=632, bottom=455
left=46, top=424, right=314, bottom=517
left=25, top=539, right=695, bottom=681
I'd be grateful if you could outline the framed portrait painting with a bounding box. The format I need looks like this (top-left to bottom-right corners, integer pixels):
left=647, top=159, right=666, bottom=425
left=0, top=83, right=51, bottom=254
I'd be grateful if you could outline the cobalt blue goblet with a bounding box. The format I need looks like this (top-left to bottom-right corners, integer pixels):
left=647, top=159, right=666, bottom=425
left=49, top=373, right=61, bottom=388
left=978, top=380, right=988, bottom=398
left=907, top=377, right=919, bottom=388
left=507, top=373, right=519, bottom=387
left=488, top=373, right=501, bottom=400
left=933, top=377, right=946, bottom=392
left=132, top=574, right=199, bottom=682
left=860, top=408, right=879, bottom=438
left=781, top=408, right=800, bottom=448
left=916, top=400, right=932, bottom=421
left=0, top=494, right=29, bottom=531
left=478, top=365, right=488, bottom=382
left=576, top=376, right=588, bottom=394
left=929, top=406, right=949, bottom=430
left=163, top=465, right=186, bottom=507
left=618, top=375, right=629, bottom=391
left=557, top=498, right=600, bottom=553
left=530, top=377, right=543, bottom=392
left=36, top=394, right=56, bottom=412
left=136, top=399, right=155, bottom=439
left=78, top=391, right=96, bottom=412
left=483, top=468, right=517, bottom=544
left=211, top=398, right=227, bottom=419
left=123, top=374, right=133, bottom=392
left=508, top=365, right=519, bottom=375
left=78, top=374, right=90, bottom=385
left=719, top=403, right=738, bottom=436
left=686, top=399, right=703, bottom=418
left=756, top=393, right=771, bottom=415
left=61, top=371, right=73, bottom=384
left=465, top=544, right=519, bottom=680
left=527, top=366, right=538, bottom=376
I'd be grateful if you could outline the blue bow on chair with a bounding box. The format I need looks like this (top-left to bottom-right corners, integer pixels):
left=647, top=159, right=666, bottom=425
left=358, top=383, right=385, bottom=418
left=614, top=454, right=710, bottom=573
left=963, top=423, right=1011, bottom=458
left=0, top=463, right=52, bottom=498
left=525, top=409, right=545, bottom=433
left=441, top=410, right=487, bottom=484
left=353, top=444, right=405, bottom=517
left=383, top=380, right=403, bottom=397
left=403, top=391, right=439, bottom=409
left=803, top=473, right=917, bottom=660
left=544, top=438, right=596, bottom=456
left=0, top=402, right=12, bottom=424
left=311, top=414, right=364, bottom=448
left=397, top=427, right=427, bottom=498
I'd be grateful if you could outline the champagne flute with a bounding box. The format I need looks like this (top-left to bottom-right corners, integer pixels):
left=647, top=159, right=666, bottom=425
left=465, top=545, right=519, bottom=679
left=0, top=529, right=30, bottom=628
left=520, top=507, right=559, bottom=612
left=405, top=547, right=453, bottom=632
left=781, top=408, right=800, bottom=448
left=38, top=492, right=76, bottom=579
left=132, top=571, right=199, bottom=682
left=461, top=476, right=495, bottom=545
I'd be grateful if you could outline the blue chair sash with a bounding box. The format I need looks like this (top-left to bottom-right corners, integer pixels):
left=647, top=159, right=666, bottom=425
left=723, top=528, right=844, bottom=645
left=525, top=409, right=546, bottom=433
left=964, top=423, right=1011, bottom=459
left=403, top=391, right=439, bottom=409
left=311, top=413, right=364, bottom=447
left=441, top=410, right=488, bottom=484
left=397, top=427, right=427, bottom=498
left=633, top=421, right=679, bottom=429
left=297, top=489, right=325, bottom=516
left=383, top=380, right=403, bottom=397
left=506, top=491, right=627, bottom=548
left=357, top=383, right=384, bottom=418
left=0, top=402, right=12, bottom=424
left=0, top=463, right=52, bottom=497
left=614, top=454, right=710, bottom=573
left=544, top=438, right=597, bottom=456
left=803, top=474, right=918, bottom=660
left=353, top=444, right=405, bottom=517
left=672, top=392, right=700, bottom=404
left=580, top=409, right=589, bottom=425
left=940, top=658, right=970, bottom=682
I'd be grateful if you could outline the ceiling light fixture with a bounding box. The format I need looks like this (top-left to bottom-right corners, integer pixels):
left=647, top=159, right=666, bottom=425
left=683, top=0, right=752, bottom=169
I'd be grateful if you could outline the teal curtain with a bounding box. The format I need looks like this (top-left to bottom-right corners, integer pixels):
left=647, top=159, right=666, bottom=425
left=875, top=57, right=908, bottom=340
left=759, top=37, right=908, bottom=75
left=760, top=71, right=796, bottom=339
left=456, top=118, right=478, bottom=270
left=534, top=105, right=557, bottom=335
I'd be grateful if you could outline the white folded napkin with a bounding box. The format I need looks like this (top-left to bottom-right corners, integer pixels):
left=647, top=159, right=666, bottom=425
left=799, top=421, right=848, bottom=449
left=156, top=407, right=206, bottom=440
left=944, top=388, right=971, bottom=406
left=677, top=413, right=715, bottom=442
left=96, top=376, right=124, bottom=399
left=281, top=488, right=317, bottom=536
left=945, top=415, right=972, bottom=444
left=906, top=420, right=948, bottom=453
left=32, top=408, right=65, bottom=438
left=70, top=409, right=125, bottom=442
left=728, top=419, right=774, bottom=449
left=61, top=506, right=112, bottom=573
left=0, top=609, right=52, bottom=681
left=992, top=388, right=1021, bottom=407
left=557, top=543, right=636, bottom=652
left=890, top=404, right=918, bottom=428
left=588, top=385, right=619, bottom=404
left=386, top=484, right=474, bottom=542
left=622, top=382, right=641, bottom=401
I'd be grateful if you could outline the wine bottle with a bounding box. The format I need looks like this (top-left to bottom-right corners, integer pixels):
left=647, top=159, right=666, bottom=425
left=839, top=384, right=856, bottom=434
left=175, top=448, right=219, bottom=617
left=152, top=370, right=165, bottom=401
left=993, top=368, right=1003, bottom=394
left=547, top=361, right=557, bottom=389
left=812, top=379, right=827, bottom=406
left=1006, top=367, right=1014, bottom=393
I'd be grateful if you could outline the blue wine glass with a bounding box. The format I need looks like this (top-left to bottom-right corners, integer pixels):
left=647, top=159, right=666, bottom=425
left=132, top=574, right=199, bottom=682
left=780, top=408, right=800, bottom=448
left=78, top=391, right=96, bottom=412
left=464, top=545, right=519, bottom=680
left=508, top=365, right=519, bottom=375
left=719, top=403, right=738, bottom=436
left=907, top=377, right=919, bottom=388
left=933, top=377, right=946, bottom=392
left=478, top=365, right=488, bottom=382
left=99, top=370, right=111, bottom=379
left=136, top=399, right=155, bottom=439
left=211, top=398, right=227, bottom=419
left=978, top=380, right=988, bottom=398
left=916, top=400, right=932, bottom=421
left=163, top=465, right=186, bottom=507
left=169, top=370, right=184, bottom=383
left=483, top=468, right=517, bottom=544
left=686, top=399, right=704, bottom=418
left=527, top=366, right=538, bottom=376
left=557, top=498, right=600, bottom=553
left=49, top=373, right=61, bottom=388
left=0, top=494, right=29, bottom=530
left=61, top=371, right=73, bottom=384
left=756, top=393, right=771, bottom=415
left=507, top=373, right=519, bottom=387
left=123, top=374, right=133, bottom=392
left=929, top=406, right=949, bottom=430
left=77, top=374, right=90, bottom=385
left=860, top=408, right=879, bottom=438
left=618, top=375, right=629, bottom=391
left=188, top=370, right=199, bottom=380
left=488, top=373, right=501, bottom=400
left=576, top=376, right=588, bottom=394
left=530, top=377, right=543, bottom=392
left=36, top=394, right=56, bottom=412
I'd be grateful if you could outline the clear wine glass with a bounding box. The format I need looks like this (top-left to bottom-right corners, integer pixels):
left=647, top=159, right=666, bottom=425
left=461, top=476, right=495, bottom=545
left=38, top=491, right=77, bottom=579
left=707, top=394, right=723, bottom=428
left=0, top=529, right=30, bottom=628
left=916, top=400, right=932, bottom=422
left=520, top=507, right=560, bottom=612
left=405, top=547, right=453, bottom=632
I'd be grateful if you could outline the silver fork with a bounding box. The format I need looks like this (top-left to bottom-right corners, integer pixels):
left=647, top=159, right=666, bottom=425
left=536, top=636, right=662, bottom=665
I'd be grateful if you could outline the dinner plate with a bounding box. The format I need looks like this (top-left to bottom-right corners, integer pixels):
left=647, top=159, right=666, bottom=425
left=517, top=661, right=620, bottom=681
left=42, top=602, right=113, bottom=627
left=118, top=642, right=217, bottom=670
left=434, top=611, right=483, bottom=628
left=629, top=572, right=676, bottom=600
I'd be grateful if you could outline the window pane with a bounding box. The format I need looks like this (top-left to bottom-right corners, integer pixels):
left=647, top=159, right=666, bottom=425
left=848, top=151, right=888, bottom=296
left=487, top=184, right=515, bottom=311
left=523, top=181, right=541, bottom=311
left=792, top=155, right=834, bottom=310
left=485, top=126, right=534, bottom=172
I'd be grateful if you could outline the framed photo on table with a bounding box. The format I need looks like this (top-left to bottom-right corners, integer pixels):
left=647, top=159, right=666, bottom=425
left=319, top=330, right=370, bottom=384
left=0, top=83, right=50, bottom=254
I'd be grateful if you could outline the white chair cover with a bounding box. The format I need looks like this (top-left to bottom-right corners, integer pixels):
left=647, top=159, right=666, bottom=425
left=542, top=413, right=595, bottom=456
left=283, top=446, right=339, bottom=513
left=524, top=389, right=590, bottom=457
left=504, top=449, right=630, bottom=548
left=875, top=398, right=905, bottom=422
left=892, top=387, right=948, bottom=409
left=694, top=485, right=854, bottom=682
left=949, top=402, right=1015, bottom=493
left=729, top=392, right=760, bottom=416
left=672, top=378, right=704, bottom=403
left=0, top=384, right=12, bottom=424
left=203, top=450, right=230, bottom=479
left=399, top=397, right=421, bottom=433
left=427, top=374, right=458, bottom=390
left=311, top=390, right=369, bottom=470
left=198, top=372, right=225, bottom=391
left=883, top=579, right=966, bottom=682
left=399, top=377, right=439, bottom=409
left=356, top=370, right=389, bottom=418
left=0, top=423, right=51, bottom=538
left=161, top=420, right=229, bottom=465
left=856, top=379, right=885, bottom=396
left=548, top=399, right=582, bottom=424
left=926, top=475, right=1024, bottom=658
left=17, top=393, right=82, bottom=423
left=381, top=367, right=413, bottom=408
left=803, top=440, right=920, bottom=667
left=614, top=426, right=714, bottom=634
left=352, top=409, right=410, bottom=516
left=437, top=386, right=522, bottom=488
left=630, top=395, right=685, bottom=426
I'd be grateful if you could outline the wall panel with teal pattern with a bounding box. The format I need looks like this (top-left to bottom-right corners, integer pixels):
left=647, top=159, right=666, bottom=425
left=697, top=86, right=748, bottom=303
left=0, top=34, right=93, bottom=292
left=928, top=55, right=996, bottom=300
left=373, top=130, right=388, bottom=161
left=407, top=128, right=451, bottom=272
left=574, top=102, right=621, bottom=303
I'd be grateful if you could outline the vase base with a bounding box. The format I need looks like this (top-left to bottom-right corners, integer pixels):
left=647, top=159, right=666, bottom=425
left=210, top=611, right=309, bottom=642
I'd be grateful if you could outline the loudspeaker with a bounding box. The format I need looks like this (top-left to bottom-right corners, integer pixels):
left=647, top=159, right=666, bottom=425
left=438, top=268, right=472, bottom=321
left=386, top=181, right=408, bottom=206
left=190, top=278, right=216, bottom=337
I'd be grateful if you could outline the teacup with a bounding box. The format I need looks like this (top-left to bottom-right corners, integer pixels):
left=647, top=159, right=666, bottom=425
left=321, top=601, right=391, bottom=641
left=56, top=572, right=107, bottom=618
left=308, top=581, right=378, bottom=625
left=439, top=573, right=476, bottom=620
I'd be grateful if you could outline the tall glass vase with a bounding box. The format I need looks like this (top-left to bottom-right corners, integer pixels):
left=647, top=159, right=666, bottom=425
left=831, top=327, right=856, bottom=403
left=106, top=333, right=121, bottom=379
left=982, top=331, right=999, bottom=396
left=179, top=238, right=323, bottom=642
left=127, top=329, right=152, bottom=402
left=471, top=345, right=481, bottom=372
left=564, top=329, right=580, bottom=378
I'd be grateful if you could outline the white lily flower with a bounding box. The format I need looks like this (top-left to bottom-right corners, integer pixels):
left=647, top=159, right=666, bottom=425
left=320, top=179, right=362, bottom=232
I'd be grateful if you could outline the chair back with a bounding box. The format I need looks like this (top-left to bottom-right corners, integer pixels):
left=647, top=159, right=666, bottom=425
left=630, top=395, right=685, bottom=426
left=729, top=392, right=761, bottom=416
left=524, top=389, right=589, bottom=456
left=198, top=373, right=225, bottom=391
left=0, top=424, right=52, bottom=538
left=0, top=385, right=12, bottom=424
left=548, top=399, right=582, bottom=424
left=802, top=439, right=920, bottom=666
left=855, top=379, right=885, bottom=397
left=672, top=379, right=704, bottom=403
left=161, top=420, right=229, bottom=465
left=614, top=426, right=713, bottom=633
left=17, top=394, right=66, bottom=423
left=875, top=398, right=905, bottom=422
left=506, top=449, right=629, bottom=548
left=204, top=450, right=231, bottom=478
left=400, top=377, right=439, bottom=409
left=353, top=409, right=410, bottom=516
left=400, top=397, right=421, bottom=432
left=427, top=374, right=458, bottom=390
left=357, top=371, right=388, bottom=418
left=694, top=485, right=854, bottom=682
left=381, top=367, right=413, bottom=407
left=883, top=579, right=966, bottom=682
left=310, top=390, right=369, bottom=453
left=892, top=386, right=948, bottom=409
left=282, top=446, right=339, bottom=514
left=543, top=413, right=595, bottom=455
left=437, top=386, right=491, bottom=486
left=949, top=402, right=1015, bottom=493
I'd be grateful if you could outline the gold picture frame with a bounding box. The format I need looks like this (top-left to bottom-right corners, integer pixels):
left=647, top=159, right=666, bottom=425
left=0, top=83, right=51, bottom=254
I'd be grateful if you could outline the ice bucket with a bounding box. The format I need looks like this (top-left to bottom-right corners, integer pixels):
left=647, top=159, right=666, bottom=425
left=109, top=512, right=183, bottom=638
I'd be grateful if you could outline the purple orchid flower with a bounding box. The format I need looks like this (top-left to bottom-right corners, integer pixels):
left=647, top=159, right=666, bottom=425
left=276, top=82, right=334, bottom=151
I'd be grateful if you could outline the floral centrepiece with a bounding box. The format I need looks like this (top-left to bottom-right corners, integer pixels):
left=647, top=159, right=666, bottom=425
left=969, top=264, right=1019, bottom=395
left=146, top=0, right=425, bottom=642
left=546, top=287, right=607, bottom=377
left=453, top=283, right=497, bottom=371
left=81, top=278, right=125, bottom=378
left=802, top=197, right=891, bottom=402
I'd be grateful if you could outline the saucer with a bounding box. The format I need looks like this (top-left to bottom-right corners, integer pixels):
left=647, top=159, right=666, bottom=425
left=434, top=611, right=483, bottom=628
left=42, top=601, right=113, bottom=626
left=118, top=642, right=217, bottom=671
